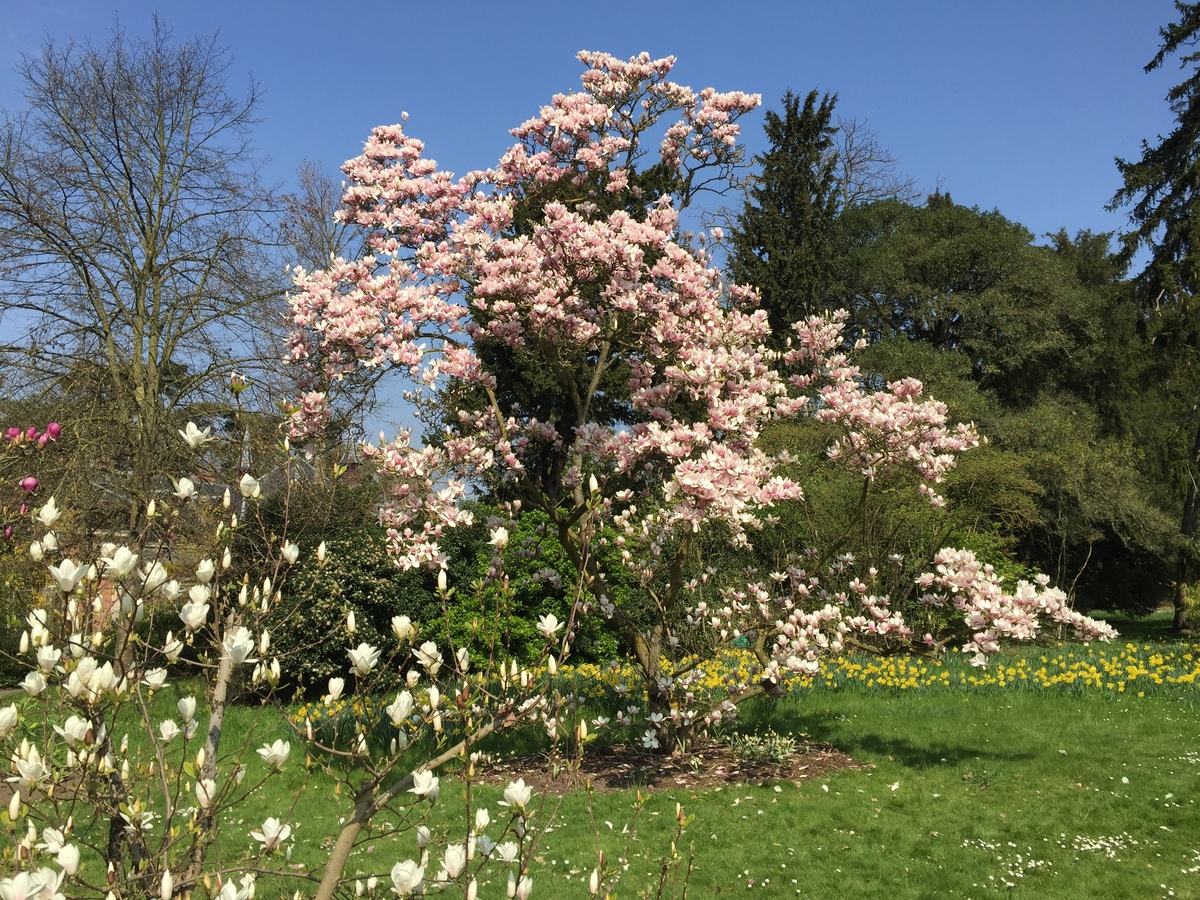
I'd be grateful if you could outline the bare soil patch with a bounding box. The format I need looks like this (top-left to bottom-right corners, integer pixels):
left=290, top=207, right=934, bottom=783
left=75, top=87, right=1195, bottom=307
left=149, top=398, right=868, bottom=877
left=476, top=740, right=868, bottom=795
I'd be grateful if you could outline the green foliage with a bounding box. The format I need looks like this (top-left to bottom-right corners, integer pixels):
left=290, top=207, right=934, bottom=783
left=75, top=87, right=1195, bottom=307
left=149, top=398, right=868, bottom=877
left=726, top=727, right=798, bottom=764
left=0, top=550, right=39, bottom=685
left=445, top=509, right=621, bottom=665
left=268, top=525, right=454, bottom=694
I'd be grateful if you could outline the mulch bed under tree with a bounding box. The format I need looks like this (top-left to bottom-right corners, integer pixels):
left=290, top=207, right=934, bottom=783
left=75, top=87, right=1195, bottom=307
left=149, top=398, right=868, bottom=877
left=476, top=740, right=868, bottom=795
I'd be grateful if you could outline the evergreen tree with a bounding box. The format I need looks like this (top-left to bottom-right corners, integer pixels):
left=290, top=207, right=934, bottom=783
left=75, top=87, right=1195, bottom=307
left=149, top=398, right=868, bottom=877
left=729, top=90, right=840, bottom=346
left=1109, top=1, right=1200, bottom=630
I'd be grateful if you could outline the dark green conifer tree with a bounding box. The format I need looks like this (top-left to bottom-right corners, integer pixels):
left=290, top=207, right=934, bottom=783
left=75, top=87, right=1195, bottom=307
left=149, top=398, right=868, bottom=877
left=729, top=90, right=840, bottom=346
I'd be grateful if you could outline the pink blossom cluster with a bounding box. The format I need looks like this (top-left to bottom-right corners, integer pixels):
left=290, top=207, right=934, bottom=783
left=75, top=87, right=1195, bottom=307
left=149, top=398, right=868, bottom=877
left=785, top=314, right=981, bottom=506
left=915, top=547, right=1118, bottom=665
left=5, top=422, right=61, bottom=448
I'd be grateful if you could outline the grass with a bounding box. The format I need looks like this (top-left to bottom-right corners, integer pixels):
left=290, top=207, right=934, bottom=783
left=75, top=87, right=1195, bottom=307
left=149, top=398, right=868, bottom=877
left=12, top=611, right=1200, bottom=898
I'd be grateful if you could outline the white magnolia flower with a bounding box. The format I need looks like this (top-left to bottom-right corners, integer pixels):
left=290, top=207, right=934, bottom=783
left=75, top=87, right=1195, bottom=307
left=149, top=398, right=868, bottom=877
left=256, top=739, right=290, bottom=769
left=173, top=477, right=196, bottom=501
left=179, top=421, right=213, bottom=449
left=40, top=531, right=58, bottom=552
left=413, top=641, right=442, bottom=675
left=142, top=560, right=169, bottom=592
left=488, top=526, right=509, bottom=549
left=56, top=843, right=80, bottom=876
left=238, top=473, right=261, bottom=499
left=160, top=579, right=182, bottom=603
left=442, top=843, right=467, bottom=879
left=250, top=816, right=291, bottom=851
left=408, top=770, right=439, bottom=800
left=163, top=631, right=185, bottom=662
left=102, top=546, right=139, bottom=577
left=214, top=876, right=252, bottom=900
left=54, top=715, right=90, bottom=747
left=386, top=692, right=414, bottom=726
left=47, top=559, right=87, bottom=593
left=13, top=748, right=47, bottom=792
left=325, top=676, right=345, bottom=703
left=38, top=827, right=65, bottom=854
left=195, top=778, right=217, bottom=809
left=188, top=582, right=211, bottom=604
left=0, top=872, right=51, bottom=900
left=28, top=540, right=44, bottom=562
left=282, top=543, right=300, bottom=565
left=391, top=615, right=413, bottom=641
left=536, top=614, right=563, bottom=640
left=0, top=705, right=17, bottom=740
left=222, top=627, right=255, bottom=665
left=142, top=667, right=168, bottom=689
left=159, top=719, right=182, bottom=743
left=494, top=841, right=520, bottom=863
left=178, top=696, right=196, bottom=724
left=502, top=778, right=532, bottom=812
left=316, top=540, right=327, bottom=563
left=36, top=497, right=60, bottom=528
left=179, top=601, right=209, bottom=632
left=516, top=875, right=533, bottom=900
left=346, top=610, right=357, bottom=634
left=21, top=670, right=47, bottom=697
left=474, top=807, right=491, bottom=833
left=36, top=645, right=61, bottom=673
left=390, top=859, right=424, bottom=896
left=195, top=558, right=216, bottom=584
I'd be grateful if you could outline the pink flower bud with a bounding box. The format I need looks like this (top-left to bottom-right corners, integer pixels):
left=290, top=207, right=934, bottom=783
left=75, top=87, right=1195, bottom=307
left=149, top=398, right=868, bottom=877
left=45, top=422, right=61, bottom=440
left=18, top=477, right=38, bottom=492
left=3, top=526, right=12, bottom=540
left=5, top=428, right=19, bottom=443
left=24, top=427, right=38, bottom=442
left=37, top=433, right=49, bottom=448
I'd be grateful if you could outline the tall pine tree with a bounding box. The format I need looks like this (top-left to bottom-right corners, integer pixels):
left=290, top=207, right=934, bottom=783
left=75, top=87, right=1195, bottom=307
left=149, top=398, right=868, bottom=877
left=730, top=90, right=839, bottom=347
left=1109, top=1, right=1200, bottom=630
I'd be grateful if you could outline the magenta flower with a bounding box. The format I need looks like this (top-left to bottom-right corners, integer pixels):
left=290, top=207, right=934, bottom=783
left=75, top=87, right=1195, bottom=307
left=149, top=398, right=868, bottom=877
left=45, top=422, right=61, bottom=440
left=18, top=476, right=38, bottom=492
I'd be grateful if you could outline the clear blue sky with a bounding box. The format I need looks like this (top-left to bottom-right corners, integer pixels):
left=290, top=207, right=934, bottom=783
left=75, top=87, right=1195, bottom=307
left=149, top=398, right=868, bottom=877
left=0, top=1, right=1182, bottom=431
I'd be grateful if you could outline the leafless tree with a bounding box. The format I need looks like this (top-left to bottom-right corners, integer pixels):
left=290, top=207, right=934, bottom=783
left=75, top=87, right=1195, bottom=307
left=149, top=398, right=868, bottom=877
left=832, top=116, right=921, bottom=208
left=0, top=19, right=285, bottom=531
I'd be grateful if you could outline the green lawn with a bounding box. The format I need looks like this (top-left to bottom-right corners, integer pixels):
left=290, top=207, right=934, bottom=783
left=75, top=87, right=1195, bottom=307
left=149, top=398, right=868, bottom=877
left=14, top=614, right=1200, bottom=899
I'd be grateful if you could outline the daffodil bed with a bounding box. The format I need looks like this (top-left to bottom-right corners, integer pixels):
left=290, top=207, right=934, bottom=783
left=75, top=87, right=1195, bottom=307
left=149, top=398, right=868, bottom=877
left=291, top=638, right=1200, bottom=742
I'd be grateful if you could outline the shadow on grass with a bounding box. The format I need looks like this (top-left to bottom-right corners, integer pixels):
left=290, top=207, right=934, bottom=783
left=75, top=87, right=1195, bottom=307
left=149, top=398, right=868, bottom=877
left=736, top=703, right=1035, bottom=771
left=1088, top=609, right=1189, bottom=644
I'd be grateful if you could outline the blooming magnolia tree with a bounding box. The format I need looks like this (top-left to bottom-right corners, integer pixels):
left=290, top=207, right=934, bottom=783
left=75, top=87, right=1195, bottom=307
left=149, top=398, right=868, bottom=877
left=286, top=49, right=1116, bottom=751
left=1, top=422, right=606, bottom=900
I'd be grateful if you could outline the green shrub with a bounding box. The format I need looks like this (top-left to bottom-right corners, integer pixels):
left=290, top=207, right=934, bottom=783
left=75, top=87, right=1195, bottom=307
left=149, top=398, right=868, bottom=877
left=444, top=509, right=620, bottom=665
left=268, top=524, right=454, bottom=695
